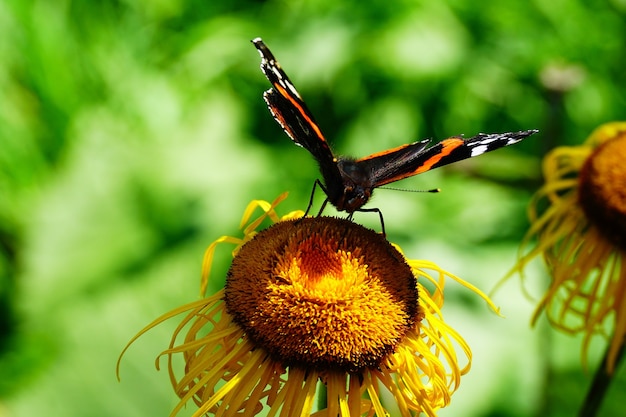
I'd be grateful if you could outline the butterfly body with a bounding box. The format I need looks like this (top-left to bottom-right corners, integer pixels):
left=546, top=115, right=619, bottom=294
left=253, top=37, right=537, bottom=215
left=331, top=157, right=375, bottom=213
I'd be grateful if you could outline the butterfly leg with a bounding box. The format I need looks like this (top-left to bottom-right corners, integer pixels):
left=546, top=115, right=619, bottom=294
left=355, top=207, right=386, bottom=237
left=315, top=198, right=330, bottom=217
left=302, top=179, right=330, bottom=218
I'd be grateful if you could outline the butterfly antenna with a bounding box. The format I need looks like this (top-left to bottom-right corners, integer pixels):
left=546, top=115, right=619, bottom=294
left=379, top=187, right=441, bottom=193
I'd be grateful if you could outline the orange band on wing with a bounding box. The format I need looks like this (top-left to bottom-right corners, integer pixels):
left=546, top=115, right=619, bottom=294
left=274, top=84, right=327, bottom=143
left=357, top=142, right=416, bottom=160
left=412, top=138, right=464, bottom=174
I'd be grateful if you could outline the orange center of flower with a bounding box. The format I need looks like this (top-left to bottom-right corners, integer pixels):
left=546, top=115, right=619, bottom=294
left=224, top=217, right=420, bottom=373
left=579, top=131, right=626, bottom=250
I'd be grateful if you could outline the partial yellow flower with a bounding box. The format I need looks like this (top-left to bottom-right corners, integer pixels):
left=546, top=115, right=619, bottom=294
left=119, top=193, right=499, bottom=416
left=508, top=122, right=626, bottom=372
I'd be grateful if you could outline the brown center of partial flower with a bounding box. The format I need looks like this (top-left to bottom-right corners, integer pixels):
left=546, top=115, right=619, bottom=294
left=224, top=217, right=420, bottom=373
left=578, top=131, right=626, bottom=250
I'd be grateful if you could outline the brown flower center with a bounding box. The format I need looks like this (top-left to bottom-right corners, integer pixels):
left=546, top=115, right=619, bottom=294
left=224, top=217, right=420, bottom=373
left=579, top=131, right=626, bottom=250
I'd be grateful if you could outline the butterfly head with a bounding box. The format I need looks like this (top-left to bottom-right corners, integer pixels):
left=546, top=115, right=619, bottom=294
left=329, top=159, right=375, bottom=213
left=341, top=187, right=372, bottom=213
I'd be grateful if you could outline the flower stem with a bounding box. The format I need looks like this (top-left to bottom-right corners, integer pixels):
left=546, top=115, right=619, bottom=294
left=578, top=340, right=625, bottom=417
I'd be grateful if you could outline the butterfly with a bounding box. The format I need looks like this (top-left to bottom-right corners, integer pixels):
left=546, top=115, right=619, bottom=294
left=252, top=37, right=537, bottom=222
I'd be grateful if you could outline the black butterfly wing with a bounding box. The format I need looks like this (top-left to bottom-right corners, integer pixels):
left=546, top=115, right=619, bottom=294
left=252, top=38, right=339, bottom=178
left=261, top=88, right=340, bottom=176
left=356, top=130, right=538, bottom=187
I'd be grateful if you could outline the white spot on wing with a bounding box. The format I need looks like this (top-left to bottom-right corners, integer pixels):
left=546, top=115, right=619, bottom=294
left=283, top=79, right=301, bottom=99
left=471, top=144, right=488, bottom=157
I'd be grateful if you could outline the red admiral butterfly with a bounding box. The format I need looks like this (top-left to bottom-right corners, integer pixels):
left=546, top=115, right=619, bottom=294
left=253, top=38, right=537, bottom=219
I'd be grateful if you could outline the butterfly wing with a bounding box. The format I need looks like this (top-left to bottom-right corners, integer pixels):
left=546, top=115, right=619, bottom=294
left=252, top=38, right=338, bottom=172
left=357, top=130, right=538, bottom=187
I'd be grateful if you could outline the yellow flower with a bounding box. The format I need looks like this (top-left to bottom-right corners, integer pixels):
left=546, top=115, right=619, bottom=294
left=508, top=122, right=626, bottom=372
left=119, top=193, right=499, bottom=416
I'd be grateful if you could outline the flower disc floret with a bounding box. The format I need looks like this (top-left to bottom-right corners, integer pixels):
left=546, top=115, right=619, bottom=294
left=224, top=217, right=419, bottom=373
left=579, top=130, right=626, bottom=249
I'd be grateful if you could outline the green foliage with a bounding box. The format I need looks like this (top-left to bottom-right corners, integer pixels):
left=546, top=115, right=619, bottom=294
left=0, top=0, right=624, bottom=416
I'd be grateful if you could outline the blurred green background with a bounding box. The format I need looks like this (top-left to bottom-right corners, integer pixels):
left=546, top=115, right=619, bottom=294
left=1, top=0, right=625, bottom=416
